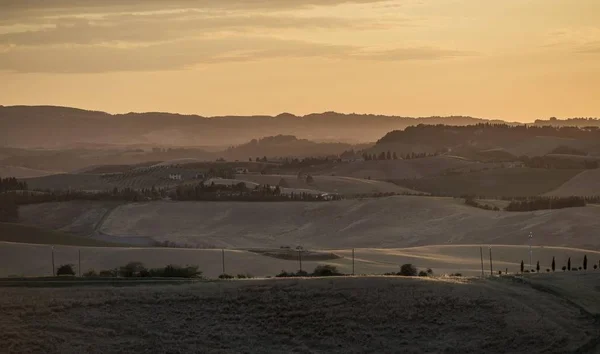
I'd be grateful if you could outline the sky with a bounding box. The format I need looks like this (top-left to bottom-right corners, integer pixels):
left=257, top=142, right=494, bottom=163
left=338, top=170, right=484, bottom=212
left=1, top=0, right=599, bottom=122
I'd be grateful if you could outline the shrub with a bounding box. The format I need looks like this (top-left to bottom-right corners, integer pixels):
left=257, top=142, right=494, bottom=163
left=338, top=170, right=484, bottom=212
left=399, top=264, right=417, bottom=276
left=296, top=270, right=309, bottom=277
left=56, top=264, right=75, bottom=276
left=276, top=270, right=292, bottom=278
left=99, top=269, right=118, bottom=277
left=450, top=273, right=462, bottom=277
left=83, top=269, right=97, bottom=277
left=157, top=265, right=202, bottom=278
left=219, top=274, right=234, bottom=280
left=594, top=264, right=598, bottom=270
left=562, top=266, right=567, bottom=271
left=426, top=268, right=433, bottom=276
left=546, top=269, right=550, bottom=272
left=236, top=273, right=253, bottom=279
left=578, top=267, right=582, bottom=270
left=312, top=265, right=342, bottom=277
left=119, top=261, right=146, bottom=277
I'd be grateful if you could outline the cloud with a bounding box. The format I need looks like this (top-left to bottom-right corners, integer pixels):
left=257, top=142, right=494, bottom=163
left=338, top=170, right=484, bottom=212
left=0, top=35, right=473, bottom=74
left=0, top=37, right=355, bottom=73
left=0, top=13, right=397, bottom=46
left=0, top=0, right=389, bottom=23
left=353, top=47, right=475, bottom=61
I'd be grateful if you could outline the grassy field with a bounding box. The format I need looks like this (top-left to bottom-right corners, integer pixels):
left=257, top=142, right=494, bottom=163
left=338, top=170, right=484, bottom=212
left=2, top=242, right=599, bottom=278
left=0, top=165, right=59, bottom=178
left=1, top=275, right=599, bottom=353
left=0, top=223, right=122, bottom=248
left=18, top=197, right=600, bottom=250
left=396, top=167, right=583, bottom=197
left=310, top=156, right=478, bottom=180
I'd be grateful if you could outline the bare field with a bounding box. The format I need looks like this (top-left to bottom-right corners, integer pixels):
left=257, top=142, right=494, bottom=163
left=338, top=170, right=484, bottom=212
left=17, top=197, right=600, bottom=250
left=1, top=276, right=599, bottom=353
left=2, top=242, right=598, bottom=278
left=93, top=197, right=600, bottom=249
left=545, top=169, right=600, bottom=197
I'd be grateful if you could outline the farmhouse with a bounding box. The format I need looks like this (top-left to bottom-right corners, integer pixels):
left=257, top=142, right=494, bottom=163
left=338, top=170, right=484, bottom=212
left=168, top=173, right=182, bottom=181
left=235, top=167, right=249, bottom=174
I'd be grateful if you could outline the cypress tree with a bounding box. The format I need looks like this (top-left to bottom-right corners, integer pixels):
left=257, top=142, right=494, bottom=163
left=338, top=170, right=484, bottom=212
left=520, top=260, right=524, bottom=273
left=567, top=257, right=571, bottom=271
left=551, top=257, right=555, bottom=272
left=583, top=255, right=587, bottom=270
left=536, top=261, right=540, bottom=273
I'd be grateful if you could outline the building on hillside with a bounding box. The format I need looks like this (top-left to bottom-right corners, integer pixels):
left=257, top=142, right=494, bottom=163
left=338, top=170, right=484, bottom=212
left=168, top=173, right=182, bottom=181
left=235, top=167, right=249, bottom=174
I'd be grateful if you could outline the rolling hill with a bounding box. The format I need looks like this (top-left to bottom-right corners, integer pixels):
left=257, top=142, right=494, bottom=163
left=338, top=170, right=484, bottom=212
left=17, top=197, right=600, bottom=250
left=545, top=169, right=600, bottom=197
left=0, top=223, right=121, bottom=247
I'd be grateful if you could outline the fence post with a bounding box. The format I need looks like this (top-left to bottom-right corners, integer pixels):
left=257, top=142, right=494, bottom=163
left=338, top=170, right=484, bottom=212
left=78, top=249, right=81, bottom=277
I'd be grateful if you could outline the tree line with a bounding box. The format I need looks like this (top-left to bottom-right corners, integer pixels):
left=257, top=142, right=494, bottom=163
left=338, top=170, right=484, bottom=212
left=505, top=196, right=586, bottom=212
left=0, top=177, right=28, bottom=193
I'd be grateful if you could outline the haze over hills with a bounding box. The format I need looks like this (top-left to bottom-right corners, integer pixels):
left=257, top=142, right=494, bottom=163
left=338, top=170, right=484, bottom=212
left=0, top=105, right=515, bottom=148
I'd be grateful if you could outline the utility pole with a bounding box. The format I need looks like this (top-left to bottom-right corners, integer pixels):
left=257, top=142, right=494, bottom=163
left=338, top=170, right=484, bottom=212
left=480, top=246, right=484, bottom=277
left=297, top=246, right=303, bottom=273
left=51, top=246, right=55, bottom=276
left=221, top=249, right=225, bottom=275
left=528, top=232, right=533, bottom=269
left=78, top=249, right=81, bottom=277
left=352, top=248, right=355, bottom=276
left=489, top=247, right=493, bottom=276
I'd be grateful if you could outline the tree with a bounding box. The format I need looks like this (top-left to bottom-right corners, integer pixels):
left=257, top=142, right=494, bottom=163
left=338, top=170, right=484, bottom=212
left=392, top=152, right=398, bottom=160
left=278, top=178, right=289, bottom=188
left=306, top=175, right=314, bottom=184
left=386, top=150, right=392, bottom=160
left=119, top=261, right=146, bottom=277
left=562, top=266, right=567, bottom=271
left=551, top=257, right=555, bottom=272
left=399, top=264, right=417, bottom=276
left=520, top=260, right=524, bottom=273
left=312, top=265, right=342, bottom=277
left=583, top=255, right=587, bottom=270
left=56, top=264, right=75, bottom=276
left=536, top=261, right=540, bottom=273
left=567, top=257, right=571, bottom=271
left=594, top=264, right=598, bottom=270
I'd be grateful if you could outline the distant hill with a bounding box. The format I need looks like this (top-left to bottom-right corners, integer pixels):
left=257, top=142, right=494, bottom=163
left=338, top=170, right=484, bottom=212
left=533, top=117, right=600, bottom=128
left=1, top=105, right=514, bottom=148
left=223, top=135, right=370, bottom=160
left=373, top=124, right=600, bottom=157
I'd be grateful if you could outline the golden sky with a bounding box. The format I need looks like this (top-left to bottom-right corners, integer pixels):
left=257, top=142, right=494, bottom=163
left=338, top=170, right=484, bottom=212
left=1, top=0, right=599, bottom=122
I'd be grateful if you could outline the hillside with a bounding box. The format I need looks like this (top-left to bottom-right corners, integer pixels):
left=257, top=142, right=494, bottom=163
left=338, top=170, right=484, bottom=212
left=396, top=167, right=582, bottom=197
left=311, top=156, right=478, bottom=180
left=0, top=165, right=59, bottom=178
left=545, top=169, right=600, bottom=197
left=2, top=275, right=599, bottom=353
left=0, top=105, right=512, bottom=148
left=0, top=223, right=121, bottom=247
left=18, top=197, right=600, bottom=250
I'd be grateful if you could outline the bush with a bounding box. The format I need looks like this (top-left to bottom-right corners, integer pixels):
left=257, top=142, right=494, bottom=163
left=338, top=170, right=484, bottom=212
left=594, top=264, right=598, bottom=270
left=99, top=269, right=118, bottom=277
left=83, top=269, right=97, bottom=277
left=312, top=265, right=342, bottom=277
left=56, top=264, right=75, bottom=276
left=418, top=271, right=428, bottom=277
left=546, top=269, right=550, bottom=272
left=119, top=261, right=146, bottom=277
left=218, top=274, right=234, bottom=280
left=156, top=265, right=202, bottom=278
left=399, top=264, right=417, bottom=276
left=236, top=273, right=253, bottom=279
left=562, top=266, right=567, bottom=271
left=450, top=273, right=462, bottom=277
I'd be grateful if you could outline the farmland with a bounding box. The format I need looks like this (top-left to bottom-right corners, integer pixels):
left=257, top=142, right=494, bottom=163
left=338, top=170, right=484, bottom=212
left=1, top=274, right=599, bottom=353
left=17, top=196, right=600, bottom=250
left=1, top=242, right=598, bottom=278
